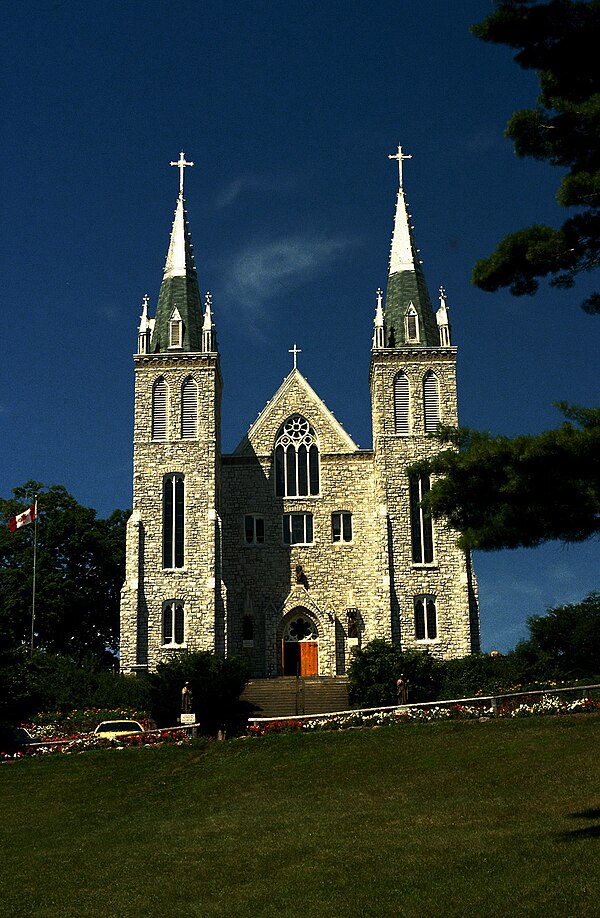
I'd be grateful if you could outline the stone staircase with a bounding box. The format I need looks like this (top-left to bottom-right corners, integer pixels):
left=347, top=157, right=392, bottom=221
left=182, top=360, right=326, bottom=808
left=241, top=676, right=350, bottom=719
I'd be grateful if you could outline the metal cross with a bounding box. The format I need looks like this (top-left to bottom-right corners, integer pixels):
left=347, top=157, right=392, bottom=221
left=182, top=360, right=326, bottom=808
left=289, top=343, right=302, bottom=370
left=388, top=144, right=412, bottom=189
left=170, top=150, right=194, bottom=196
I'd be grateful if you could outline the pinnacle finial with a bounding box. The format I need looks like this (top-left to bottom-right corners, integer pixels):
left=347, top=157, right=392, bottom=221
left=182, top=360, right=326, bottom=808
left=439, top=285, right=447, bottom=303
left=388, top=144, right=412, bottom=190
left=170, top=150, right=194, bottom=197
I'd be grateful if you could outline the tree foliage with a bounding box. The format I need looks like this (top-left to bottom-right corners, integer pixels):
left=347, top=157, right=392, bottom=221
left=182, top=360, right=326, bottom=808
left=413, top=404, right=600, bottom=550
left=471, top=0, right=600, bottom=313
left=0, top=482, right=127, bottom=661
left=147, top=651, right=250, bottom=734
left=347, top=640, right=443, bottom=707
left=522, top=591, right=600, bottom=677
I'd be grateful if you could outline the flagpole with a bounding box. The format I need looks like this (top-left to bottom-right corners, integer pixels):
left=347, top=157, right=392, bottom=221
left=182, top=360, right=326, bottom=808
left=30, top=494, right=38, bottom=655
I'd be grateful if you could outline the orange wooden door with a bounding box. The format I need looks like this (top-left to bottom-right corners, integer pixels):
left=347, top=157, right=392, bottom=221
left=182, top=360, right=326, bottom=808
left=300, top=642, right=319, bottom=676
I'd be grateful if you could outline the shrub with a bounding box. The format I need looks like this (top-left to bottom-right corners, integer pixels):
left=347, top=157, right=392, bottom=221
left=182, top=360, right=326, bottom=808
left=348, top=640, right=443, bottom=707
left=148, top=651, right=250, bottom=735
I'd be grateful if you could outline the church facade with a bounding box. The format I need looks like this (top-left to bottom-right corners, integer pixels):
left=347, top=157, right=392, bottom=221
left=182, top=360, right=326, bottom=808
left=119, top=149, right=480, bottom=678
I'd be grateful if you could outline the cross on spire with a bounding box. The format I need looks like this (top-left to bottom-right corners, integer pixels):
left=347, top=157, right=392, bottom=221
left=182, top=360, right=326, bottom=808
left=289, top=343, right=302, bottom=370
left=388, top=144, right=412, bottom=190
left=170, top=150, right=194, bottom=196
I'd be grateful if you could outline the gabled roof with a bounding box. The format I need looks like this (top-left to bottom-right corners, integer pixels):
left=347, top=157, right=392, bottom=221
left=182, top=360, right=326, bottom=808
left=233, top=368, right=359, bottom=456
left=150, top=194, right=203, bottom=353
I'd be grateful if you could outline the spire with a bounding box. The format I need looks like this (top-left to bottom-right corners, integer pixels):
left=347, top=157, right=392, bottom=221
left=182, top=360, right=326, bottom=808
left=150, top=151, right=204, bottom=353
left=383, top=145, right=438, bottom=348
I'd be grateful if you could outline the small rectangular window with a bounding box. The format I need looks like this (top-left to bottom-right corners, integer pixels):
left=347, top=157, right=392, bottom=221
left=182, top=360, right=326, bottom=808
left=332, top=512, right=353, bottom=543
left=282, top=513, right=314, bottom=545
left=414, top=596, right=437, bottom=641
left=244, top=515, right=265, bottom=545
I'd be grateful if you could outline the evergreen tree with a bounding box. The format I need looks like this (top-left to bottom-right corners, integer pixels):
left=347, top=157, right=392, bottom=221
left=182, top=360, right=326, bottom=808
left=471, top=0, right=600, bottom=313
left=414, top=404, right=600, bottom=550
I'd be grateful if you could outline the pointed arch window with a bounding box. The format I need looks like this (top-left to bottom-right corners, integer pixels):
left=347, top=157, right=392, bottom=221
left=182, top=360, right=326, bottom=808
left=274, top=416, right=319, bottom=497
left=423, top=372, right=441, bottom=433
left=414, top=595, right=437, bottom=641
left=393, top=372, right=410, bottom=435
left=152, top=378, right=168, bottom=441
left=163, top=474, right=184, bottom=569
left=405, top=304, right=419, bottom=343
left=409, top=474, right=434, bottom=564
left=181, top=377, right=198, bottom=439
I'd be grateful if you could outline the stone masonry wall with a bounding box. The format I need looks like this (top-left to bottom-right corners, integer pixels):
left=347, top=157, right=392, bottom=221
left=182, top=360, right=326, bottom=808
left=120, top=352, right=222, bottom=674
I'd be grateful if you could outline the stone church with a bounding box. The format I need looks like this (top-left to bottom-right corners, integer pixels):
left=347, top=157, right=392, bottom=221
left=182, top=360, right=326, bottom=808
left=119, top=148, right=480, bottom=678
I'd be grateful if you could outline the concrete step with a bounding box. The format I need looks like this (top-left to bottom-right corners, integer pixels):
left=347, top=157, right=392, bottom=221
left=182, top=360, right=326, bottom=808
left=242, top=677, right=350, bottom=718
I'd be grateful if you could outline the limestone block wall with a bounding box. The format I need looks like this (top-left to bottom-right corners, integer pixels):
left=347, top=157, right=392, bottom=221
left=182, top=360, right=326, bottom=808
left=120, top=352, right=223, bottom=674
left=370, top=348, right=480, bottom=659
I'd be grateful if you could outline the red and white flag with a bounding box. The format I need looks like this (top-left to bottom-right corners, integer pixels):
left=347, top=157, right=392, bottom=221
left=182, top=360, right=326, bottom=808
left=9, top=504, right=37, bottom=532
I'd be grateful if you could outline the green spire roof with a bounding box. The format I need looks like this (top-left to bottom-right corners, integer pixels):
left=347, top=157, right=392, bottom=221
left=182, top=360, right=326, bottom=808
left=384, top=148, right=438, bottom=348
left=150, top=191, right=203, bottom=353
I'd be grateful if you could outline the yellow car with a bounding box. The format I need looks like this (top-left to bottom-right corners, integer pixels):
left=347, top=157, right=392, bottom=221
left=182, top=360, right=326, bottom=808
left=93, top=720, right=145, bottom=739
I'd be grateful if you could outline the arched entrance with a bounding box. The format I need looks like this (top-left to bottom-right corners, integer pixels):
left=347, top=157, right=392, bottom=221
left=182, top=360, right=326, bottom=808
left=282, top=610, right=319, bottom=676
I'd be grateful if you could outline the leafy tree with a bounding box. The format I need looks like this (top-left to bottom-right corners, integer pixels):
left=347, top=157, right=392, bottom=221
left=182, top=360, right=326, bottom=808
left=347, top=639, right=443, bottom=707
left=0, top=482, right=127, bottom=662
left=414, top=404, right=600, bottom=550
left=471, top=0, right=600, bottom=314
left=148, top=651, right=250, bottom=734
left=522, top=591, right=600, bottom=678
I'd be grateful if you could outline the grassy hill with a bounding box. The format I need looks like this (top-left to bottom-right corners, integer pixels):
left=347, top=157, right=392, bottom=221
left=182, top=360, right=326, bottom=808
left=2, top=716, right=600, bottom=917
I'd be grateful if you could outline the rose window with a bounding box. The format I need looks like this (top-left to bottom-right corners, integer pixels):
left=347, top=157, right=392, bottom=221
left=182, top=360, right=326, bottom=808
left=284, top=616, right=318, bottom=642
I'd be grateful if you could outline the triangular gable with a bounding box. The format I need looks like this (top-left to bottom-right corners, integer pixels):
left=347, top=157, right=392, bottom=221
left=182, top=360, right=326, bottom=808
left=233, top=369, right=359, bottom=456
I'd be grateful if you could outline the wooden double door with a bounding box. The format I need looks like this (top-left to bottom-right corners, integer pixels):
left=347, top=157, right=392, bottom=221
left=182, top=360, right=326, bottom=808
left=282, top=640, right=319, bottom=676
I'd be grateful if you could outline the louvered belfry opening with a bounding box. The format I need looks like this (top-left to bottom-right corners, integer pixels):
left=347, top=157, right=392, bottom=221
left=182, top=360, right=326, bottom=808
left=393, top=371, right=410, bottom=434
left=152, top=378, right=168, bottom=440
left=423, top=371, right=440, bottom=433
left=181, top=376, right=198, bottom=439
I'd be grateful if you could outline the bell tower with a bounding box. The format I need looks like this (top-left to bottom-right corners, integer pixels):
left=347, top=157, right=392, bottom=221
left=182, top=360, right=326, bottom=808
left=120, top=153, right=224, bottom=674
left=369, top=146, right=479, bottom=657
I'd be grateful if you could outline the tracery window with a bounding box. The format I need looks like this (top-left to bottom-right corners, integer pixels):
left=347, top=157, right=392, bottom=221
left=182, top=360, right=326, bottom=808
left=274, top=415, right=319, bottom=497
left=163, top=474, right=184, bottom=569
left=393, top=371, right=410, bottom=435
left=409, top=474, right=434, bottom=564
left=152, top=378, right=168, bottom=441
left=423, top=372, right=441, bottom=433
left=283, top=616, right=318, bottom=642
left=162, top=601, right=185, bottom=645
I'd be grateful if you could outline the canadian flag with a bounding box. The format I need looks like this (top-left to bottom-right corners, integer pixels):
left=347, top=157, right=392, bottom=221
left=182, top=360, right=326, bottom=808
left=9, top=504, right=37, bottom=532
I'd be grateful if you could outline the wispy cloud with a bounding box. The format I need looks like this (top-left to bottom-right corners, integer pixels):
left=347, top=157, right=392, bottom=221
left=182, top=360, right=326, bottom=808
left=214, top=172, right=298, bottom=209
left=222, top=233, right=356, bottom=329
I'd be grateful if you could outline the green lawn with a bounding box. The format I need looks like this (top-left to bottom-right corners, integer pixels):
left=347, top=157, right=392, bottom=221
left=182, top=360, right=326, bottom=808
left=2, top=716, right=600, bottom=917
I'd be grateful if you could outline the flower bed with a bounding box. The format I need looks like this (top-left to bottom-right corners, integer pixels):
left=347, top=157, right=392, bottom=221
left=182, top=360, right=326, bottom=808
left=1, top=727, right=192, bottom=762
left=247, top=694, right=600, bottom=736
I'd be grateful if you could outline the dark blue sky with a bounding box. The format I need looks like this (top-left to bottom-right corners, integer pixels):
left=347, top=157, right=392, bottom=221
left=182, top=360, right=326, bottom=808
left=2, top=1, right=597, bottom=652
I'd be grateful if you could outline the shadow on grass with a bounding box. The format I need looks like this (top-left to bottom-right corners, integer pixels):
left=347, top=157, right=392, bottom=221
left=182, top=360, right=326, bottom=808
left=558, top=808, right=600, bottom=841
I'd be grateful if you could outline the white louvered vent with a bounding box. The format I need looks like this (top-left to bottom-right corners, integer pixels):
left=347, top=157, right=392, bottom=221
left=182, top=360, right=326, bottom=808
left=394, top=372, right=410, bottom=435
left=181, top=377, right=198, bottom=439
left=423, top=372, right=440, bottom=433
left=152, top=378, right=168, bottom=441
